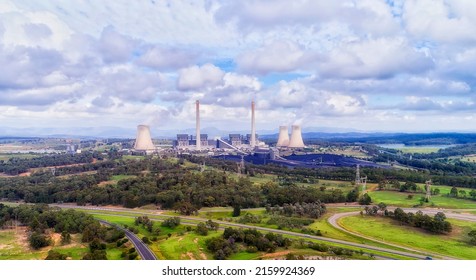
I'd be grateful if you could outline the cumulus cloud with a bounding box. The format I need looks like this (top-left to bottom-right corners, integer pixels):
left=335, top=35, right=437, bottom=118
left=22, top=23, right=52, bottom=41
left=136, top=46, right=197, bottom=70
left=0, top=45, right=64, bottom=89
left=319, top=37, right=434, bottom=79
left=237, top=41, right=317, bottom=75
left=98, top=26, right=137, bottom=63
left=177, top=63, right=224, bottom=91
left=2, top=0, right=476, bottom=132
left=403, top=0, right=476, bottom=43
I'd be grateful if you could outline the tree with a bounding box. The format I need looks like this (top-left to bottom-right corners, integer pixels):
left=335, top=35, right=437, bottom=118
left=45, top=250, right=67, bottom=260
left=470, top=190, right=476, bottom=200
left=358, top=193, right=372, bottom=205
left=161, top=217, right=181, bottom=229
left=346, top=188, right=359, bottom=202
left=450, top=187, right=458, bottom=197
left=431, top=188, right=440, bottom=196
left=29, top=232, right=51, bottom=250
left=377, top=202, right=387, bottom=214
left=205, top=219, right=219, bottom=231
left=61, top=231, right=71, bottom=245
left=401, top=181, right=417, bottom=192
left=195, top=222, right=209, bottom=236
left=468, top=230, right=476, bottom=245
left=232, top=205, right=241, bottom=217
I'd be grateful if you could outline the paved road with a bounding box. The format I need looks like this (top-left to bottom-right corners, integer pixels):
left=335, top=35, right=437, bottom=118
left=328, top=207, right=476, bottom=260
left=99, top=220, right=157, bottom=260
left=52, top=204, right=431, bottom=260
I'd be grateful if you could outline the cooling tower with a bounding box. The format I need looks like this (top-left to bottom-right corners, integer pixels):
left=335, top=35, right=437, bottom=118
left=276, top=126, right=290, bottom=147
left=250, top=101, right=256, bottom=148
left=196, top=100, right=201, bottom=150
left=134, top=125, right=155, bottom=151
left=288, top=125, right=305, bottom=148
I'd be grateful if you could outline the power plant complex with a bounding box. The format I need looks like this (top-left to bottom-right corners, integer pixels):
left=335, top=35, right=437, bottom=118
left=133, top=100, right=305, bottom=154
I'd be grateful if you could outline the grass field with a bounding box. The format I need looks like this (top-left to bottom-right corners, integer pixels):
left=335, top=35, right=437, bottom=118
left=0, top=153, right=39, bottom=161
left=0, top=229, right=88, bottom=260
left=339, top=215, right=476, bottom=259
left=369, top=190, right=476, bottom=209
left=122, top=155, right=146, bottom=160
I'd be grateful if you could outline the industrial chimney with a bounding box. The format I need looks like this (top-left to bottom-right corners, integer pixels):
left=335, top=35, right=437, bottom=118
left=276, top=126, right=290, bottom=147
left=250, top=101, right=256, bottom=148
left=196, top=100, right=201, bottom=150
left=134, top=125, right=155, bottom=151
left=288, top=125, right=305, bottom=148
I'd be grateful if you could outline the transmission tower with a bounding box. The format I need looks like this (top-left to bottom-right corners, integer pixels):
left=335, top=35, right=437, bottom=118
left=355, top=164, right=361, bottom=185
left=425, top=180, right=432, bottom=201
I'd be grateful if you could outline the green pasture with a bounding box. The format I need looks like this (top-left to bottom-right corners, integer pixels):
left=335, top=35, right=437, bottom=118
left=158, top=231, right=221, bottom=260
left=339, top=215, right=476, bottom=259
left=122, top=155, right=145, bottom=160
left=396, top=147, right=441, bottom=154
left=0, top=153, right=39, bottom=161
left=369, top=190, right=476, bottom=209
left=0, top=230, right=88, bottom=260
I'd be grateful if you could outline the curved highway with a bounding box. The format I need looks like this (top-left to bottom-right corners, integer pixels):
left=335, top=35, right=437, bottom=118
left=328, top=207, right=476, bottom=260
left=99, top=220, right=157, bottom=260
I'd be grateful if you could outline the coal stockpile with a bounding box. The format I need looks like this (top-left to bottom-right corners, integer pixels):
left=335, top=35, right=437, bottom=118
left=281, top=154, right=383, bottom=168
left=215, top=153, right=385, bottom=168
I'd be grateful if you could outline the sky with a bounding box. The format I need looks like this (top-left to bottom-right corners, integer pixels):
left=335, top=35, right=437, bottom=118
left=1, top=0, right=476, bottom=136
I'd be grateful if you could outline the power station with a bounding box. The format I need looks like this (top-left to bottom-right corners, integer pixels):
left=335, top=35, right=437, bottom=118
left=135, top=100, right=305, bottom=156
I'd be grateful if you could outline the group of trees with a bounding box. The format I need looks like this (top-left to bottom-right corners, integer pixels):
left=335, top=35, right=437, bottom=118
left=363, top=206, right=452, bottom=234
left=0, top=152, right=95, bottom=175
left=134, top=216, right=154, bottom=232
left=206, top=227, right=291, bottom=259
left=265, top=201, right=327, bottom=219
left=195, top=220, right=219, bottom=236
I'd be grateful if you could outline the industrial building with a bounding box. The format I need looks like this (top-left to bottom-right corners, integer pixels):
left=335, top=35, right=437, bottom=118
left=173, top=133, right=215, bottom=149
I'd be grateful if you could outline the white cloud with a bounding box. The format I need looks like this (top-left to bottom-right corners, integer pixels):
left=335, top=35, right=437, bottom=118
left=177, top=63, right=224, bottom=91
left=98, top=26, right=137, bottom=63
left=237, top=41, right=315, bottom=75
left=403, top=0, right=476, bottom=43
left=319, top=37, right=434, bottom=79
left=136, top=46, right=197, bottom=70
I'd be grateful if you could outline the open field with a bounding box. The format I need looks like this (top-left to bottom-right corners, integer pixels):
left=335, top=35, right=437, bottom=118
left=0, top=153, right=40, bottom=161
left=0, top=228, right=88, bottom=260
left=339, top=215, right=476, bottom=259
left=369, top=190, right=476, bottom=209
left=158, top=231, right=220, bottom=260
left=311, top=146, right=370, bottom=159
left=461, top=155, right=476, bottom=163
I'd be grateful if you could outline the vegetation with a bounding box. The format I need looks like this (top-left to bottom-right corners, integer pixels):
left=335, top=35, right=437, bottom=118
left=206, top=227, right=291, bottom=259
left=364, top=207, right=452, bottom=234
left=340, top=215, right=476, bottom=259
left=0, top=203, right=132, bottom=260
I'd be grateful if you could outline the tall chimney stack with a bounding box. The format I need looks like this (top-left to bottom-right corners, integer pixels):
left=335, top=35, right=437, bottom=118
left=251, top=101, right=256, bottom=148
left=196, top=100, right=201, bottom=150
